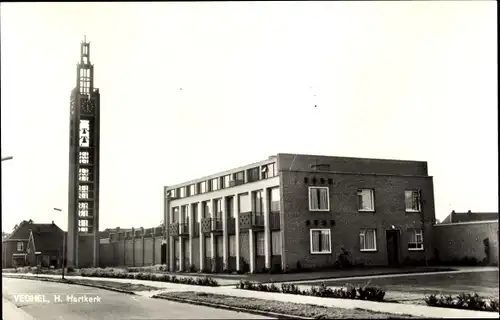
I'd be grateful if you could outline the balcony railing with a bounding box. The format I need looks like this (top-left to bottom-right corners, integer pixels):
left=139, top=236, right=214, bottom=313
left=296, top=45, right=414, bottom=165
left=239, top=212, right=265, bottom=230
left=201, top=217, right=235, bottom=233
left=169, top=223, right=179, bottom=237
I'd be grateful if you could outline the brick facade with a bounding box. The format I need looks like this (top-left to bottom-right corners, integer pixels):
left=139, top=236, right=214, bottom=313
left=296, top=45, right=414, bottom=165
left=278, top=153, right=435, bottom=270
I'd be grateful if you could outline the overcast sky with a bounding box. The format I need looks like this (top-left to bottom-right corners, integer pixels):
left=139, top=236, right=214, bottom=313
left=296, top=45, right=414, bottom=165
left=1, top=1, right=497, bottom=233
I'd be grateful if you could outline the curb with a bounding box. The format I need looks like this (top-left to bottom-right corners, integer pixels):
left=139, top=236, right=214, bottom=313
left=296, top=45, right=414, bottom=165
left=3, top=275, right=137, bottom=295
left=152, top=294, right=315, bottom=320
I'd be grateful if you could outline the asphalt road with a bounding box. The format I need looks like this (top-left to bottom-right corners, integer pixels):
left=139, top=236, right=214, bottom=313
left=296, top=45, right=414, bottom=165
left=300, top=269, right=499, bottom=297
left=2, top=277, right=274, bottom=320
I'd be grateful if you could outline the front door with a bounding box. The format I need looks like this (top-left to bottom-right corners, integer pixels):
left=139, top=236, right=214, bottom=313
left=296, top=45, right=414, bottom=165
left=161, top=243, right=166, bottom=264
left=386, top=230, right=400, bottom=266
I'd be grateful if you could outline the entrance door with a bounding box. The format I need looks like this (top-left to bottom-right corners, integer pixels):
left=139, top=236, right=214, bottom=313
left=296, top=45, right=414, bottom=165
left=386, top=230, right=400, bottom=266
left=161, top=243, right=166, bottom=264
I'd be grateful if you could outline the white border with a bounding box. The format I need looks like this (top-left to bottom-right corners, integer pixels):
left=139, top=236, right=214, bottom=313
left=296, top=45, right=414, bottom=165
left=359, top=228, right=377, bottom=252
left=308, top=186, right=330, bottom=211
left=310, top=228, right=332, bottom=254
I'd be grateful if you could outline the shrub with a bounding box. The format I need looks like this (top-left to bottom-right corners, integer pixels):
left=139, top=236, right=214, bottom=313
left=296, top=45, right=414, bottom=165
left=357, top=286, right=386, bottom=301
left=281, top=283, right=302, bottom=295
left=67, top=267, right=75, bottom=273
left=239, top=258, right=250, bottom=273
left=188, top=264, right=197, bottom=273
left=425, top=293, right=499, bottom=312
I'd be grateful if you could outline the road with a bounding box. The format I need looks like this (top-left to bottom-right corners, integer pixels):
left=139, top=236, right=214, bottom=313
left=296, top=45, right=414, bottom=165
left=299, top=269, right=499, bottom=298
left=2, top=277, right=274, bottom=320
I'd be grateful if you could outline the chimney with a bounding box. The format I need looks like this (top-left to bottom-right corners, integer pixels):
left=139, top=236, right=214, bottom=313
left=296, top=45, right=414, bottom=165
left=52, top=221, right=54, bottom=225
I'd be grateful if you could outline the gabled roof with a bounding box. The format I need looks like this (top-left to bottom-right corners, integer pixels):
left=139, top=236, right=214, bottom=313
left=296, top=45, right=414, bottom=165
left=441, top=211, right=499, bottom=224
left=4, top=221, right=65, bottom=251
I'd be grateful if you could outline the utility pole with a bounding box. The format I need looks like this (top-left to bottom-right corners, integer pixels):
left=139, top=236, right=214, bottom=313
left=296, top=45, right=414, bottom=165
left=53, top=208, right=65, bottom=279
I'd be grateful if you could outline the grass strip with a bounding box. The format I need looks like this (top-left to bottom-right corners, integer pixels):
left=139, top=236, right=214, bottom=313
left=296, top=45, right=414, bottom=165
left=155, top=291, right=423, bottom=319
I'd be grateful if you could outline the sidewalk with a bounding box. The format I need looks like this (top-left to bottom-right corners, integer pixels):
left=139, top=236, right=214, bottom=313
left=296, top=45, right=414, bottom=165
left=4, top=273, right=499, bottom=318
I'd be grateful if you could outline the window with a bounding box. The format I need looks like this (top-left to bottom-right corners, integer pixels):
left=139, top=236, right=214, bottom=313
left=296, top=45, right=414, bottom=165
left=17, top=242, right=24, bottom=251
left=181, top=205, right=188, bottom=223
left=310, top=229, right=331, bottom=254
left=247, top=167, right=260, bottom=183
left=172, top=207, right=179, bottom=223
left=269, top=187, right=280, bottom=212
left=271, top=231, right=281, bottom=255
left=170, top=189, right=177, bottom=198
left=221, top=175, right=231, bottom=188
left=210, top=178, right=219, bottom=191
left=262, top=163, right=276, bottom=179
left=79, top=168, right=89, bottom=181
left=204, top=236, right=211, bottom=258
left=214, top=199, right=222, bottom=219
left=238, top=193, right=250, bottom=213
left=253, top=190, right=263, bottom=213
left=203, top=201, right=211, bottom=219
left=188, top=184, right=197, bottom=196
left=309, top=187, right=330, bottom=211
left=226, top=197, right=234, bottom=218
left=198, top=181, right=207, bottom=194
left=233, top=171, right=244, bottom=182
left=179, top=187, right=186, bottom=198
left=357, top=189, right=375, bottom=211
left=216, top=236, right=223, bottom=257
left=256, top=232, right=265, bottom=256
left=405, top=190, right=421, bottom=212
left=192, top=204, right=199, bottom=222
left=408, top=229, right=424, bottom=251
left=79, top=185, right=89, bottom=199
left=229, top=235, right=236, bottom=257
left=359, top=229, right=377, bottom=251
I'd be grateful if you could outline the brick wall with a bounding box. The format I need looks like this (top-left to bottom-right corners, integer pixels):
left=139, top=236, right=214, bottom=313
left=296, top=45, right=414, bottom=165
left=134, top=238, right=143, bottom=266
left=143, top=238, right=154, bottom=265
left=277, top=154, right=428, bottom=176
left=78, top=236, right=94, bottom=267
left=125, top=240, right=134, bottom=266
left=433, top=221, right=499, bottom=265
left=280, top=170, right=436, bottom=270
left=99, top=243, right=114, bottom=267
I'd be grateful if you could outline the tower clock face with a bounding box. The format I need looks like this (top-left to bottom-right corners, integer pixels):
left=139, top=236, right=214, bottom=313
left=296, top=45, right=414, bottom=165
left=81, top=99, right=95, bottom=114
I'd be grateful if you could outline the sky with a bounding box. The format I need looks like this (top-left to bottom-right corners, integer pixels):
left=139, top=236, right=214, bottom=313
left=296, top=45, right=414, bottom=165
left=1, top=1, right=497, bottom=233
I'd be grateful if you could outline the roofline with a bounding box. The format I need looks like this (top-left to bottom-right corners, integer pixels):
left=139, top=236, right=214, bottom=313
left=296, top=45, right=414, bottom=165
left=164, top=155, right=277, bottom=190
left=277, top=152, right=428, bottom=164
left=435, top=220, right=499, bottom=227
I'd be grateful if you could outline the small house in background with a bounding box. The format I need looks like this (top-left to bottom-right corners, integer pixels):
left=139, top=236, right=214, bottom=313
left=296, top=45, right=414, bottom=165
left=2, top=220, right=66, bottom=268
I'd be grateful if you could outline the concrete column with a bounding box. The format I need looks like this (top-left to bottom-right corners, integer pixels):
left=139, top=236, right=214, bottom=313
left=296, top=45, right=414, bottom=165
left=152, top=234, right=155, bottom=265
left=188, top=204, right=193, bottom=267
left=222, top=196, right=228, bottom=270
left=263, top=187, right=271, bottom=269
left=168, top=238, right=174, bottom=272
left=248, top=191, right=255, bottom=273
left=210, top=199, right=215, bottom=264
left=132, top=230, right=135, bottom=267
left=199, top=201, right=205, bottom=271
left=249, top=230, right=255, bottom=273
left=141, top=233, right=145, bottom=266
left=178, top=206, right=184, bottom=272
left=234, top=194, right=240, bottom=271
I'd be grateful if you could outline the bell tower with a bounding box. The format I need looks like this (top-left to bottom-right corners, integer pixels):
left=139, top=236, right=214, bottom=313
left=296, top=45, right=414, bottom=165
left=67, top=36, right=101, bottom=268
